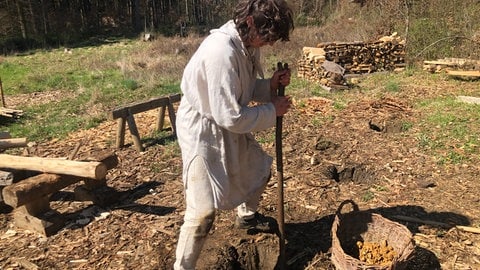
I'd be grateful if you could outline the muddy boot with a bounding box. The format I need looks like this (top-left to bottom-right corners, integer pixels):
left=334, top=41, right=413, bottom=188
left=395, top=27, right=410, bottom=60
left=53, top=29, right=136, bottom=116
left=234, top=212, right=278, bottom=233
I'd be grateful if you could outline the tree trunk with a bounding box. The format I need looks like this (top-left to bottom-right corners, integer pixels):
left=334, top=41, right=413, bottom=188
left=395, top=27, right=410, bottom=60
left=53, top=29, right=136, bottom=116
left=15, top=0, right=28, bottom=39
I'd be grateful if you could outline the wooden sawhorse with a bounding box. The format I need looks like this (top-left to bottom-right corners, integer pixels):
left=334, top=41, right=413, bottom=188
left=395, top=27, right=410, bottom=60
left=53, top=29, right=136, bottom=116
left=109, top=93, right=181, bottom=152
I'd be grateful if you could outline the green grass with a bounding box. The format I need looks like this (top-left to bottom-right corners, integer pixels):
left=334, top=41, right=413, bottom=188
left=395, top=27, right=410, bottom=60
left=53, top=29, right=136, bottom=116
left=416, top=96, right=480, bottom=164
left=0, top=40, right=183, bottom=141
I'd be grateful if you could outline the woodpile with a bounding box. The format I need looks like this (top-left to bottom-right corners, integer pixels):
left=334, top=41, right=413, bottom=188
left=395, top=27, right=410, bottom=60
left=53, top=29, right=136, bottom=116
left=423, top=57, right=480, bottom=79
left=0, top=149, right=119, bottom=236
left=298, top=33, right=406, bottom=90
left=0, top=107, right=23, bottom=118
left=423, top=57, right=480, bottom=73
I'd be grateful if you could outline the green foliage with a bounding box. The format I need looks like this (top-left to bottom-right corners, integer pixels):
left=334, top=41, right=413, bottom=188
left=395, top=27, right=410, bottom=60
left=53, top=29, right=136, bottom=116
left=0, top=62, right=31, bottom=94
left=333, top=101, right=346, bottom=110
left=121, top=78, right=139, bottom=90
left=401, top=121, right=413, bottom=132
left=408, top=18, right=453, bottom=59
left=385, top=80, right=400, bottom=92
left=362, top=190, right=374, bottom=202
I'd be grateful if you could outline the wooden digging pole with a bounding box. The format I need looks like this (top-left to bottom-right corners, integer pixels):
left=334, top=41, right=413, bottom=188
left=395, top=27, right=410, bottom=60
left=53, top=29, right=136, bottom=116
left=276, top=62, right=288, bottom=269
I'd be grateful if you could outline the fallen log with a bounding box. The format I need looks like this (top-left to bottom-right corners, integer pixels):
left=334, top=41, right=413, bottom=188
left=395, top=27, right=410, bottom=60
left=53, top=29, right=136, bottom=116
left=0, top=154, right=107, bottom=180
left=0, top=138, right=28, bottom=150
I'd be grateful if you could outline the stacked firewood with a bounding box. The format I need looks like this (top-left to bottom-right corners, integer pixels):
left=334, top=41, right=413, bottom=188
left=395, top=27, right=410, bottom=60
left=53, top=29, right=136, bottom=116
left=298, top=33, right=406, bottom=88
left=0, top=107, right=23, bottom=118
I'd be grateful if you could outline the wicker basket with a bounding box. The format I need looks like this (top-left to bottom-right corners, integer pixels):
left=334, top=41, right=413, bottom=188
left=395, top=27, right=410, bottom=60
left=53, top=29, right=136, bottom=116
left=331, top=200, right=415, bottom=270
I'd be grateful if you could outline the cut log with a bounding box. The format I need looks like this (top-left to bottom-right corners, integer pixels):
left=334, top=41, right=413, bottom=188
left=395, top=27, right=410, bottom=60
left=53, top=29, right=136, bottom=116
left=0, top=138, right=28, bottom=150
left=0, top=154, right=107, bottom=180
left=0, top=170, right=13, bottom=186
left=12, top=195, right=65, bottom=236
left=0, top=131, right=11, bottom=139
left=2, top=173, right=82, bottom=208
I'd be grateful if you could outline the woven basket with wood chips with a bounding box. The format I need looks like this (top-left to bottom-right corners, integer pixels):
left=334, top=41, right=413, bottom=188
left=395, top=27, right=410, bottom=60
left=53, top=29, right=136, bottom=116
left=331, top=200, right=415, bottom=270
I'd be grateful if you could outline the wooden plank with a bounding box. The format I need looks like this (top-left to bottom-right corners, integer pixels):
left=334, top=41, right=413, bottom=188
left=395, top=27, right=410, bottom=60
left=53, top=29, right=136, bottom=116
left=13, top=196, right=65, bottom=236
left=446, top=70, right=480, bottom=77
left=457, top=96, right=480, bottom=104
left=109, top=96, right=170, bottom=120
left=169, top=93, right=182, bottom=103
left=0, top=154, right=107, bottom=180
left=423, top=60, right=458, bottom=66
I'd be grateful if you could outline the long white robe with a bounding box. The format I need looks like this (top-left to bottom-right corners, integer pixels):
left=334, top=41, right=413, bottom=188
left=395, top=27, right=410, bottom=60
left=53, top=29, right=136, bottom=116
left=176, top=20, right=276, bottom=210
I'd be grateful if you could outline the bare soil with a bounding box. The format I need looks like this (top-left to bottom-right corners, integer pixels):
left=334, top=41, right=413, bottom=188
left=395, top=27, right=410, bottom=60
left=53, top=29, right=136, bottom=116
left=1, top=73, right=480, bottom=270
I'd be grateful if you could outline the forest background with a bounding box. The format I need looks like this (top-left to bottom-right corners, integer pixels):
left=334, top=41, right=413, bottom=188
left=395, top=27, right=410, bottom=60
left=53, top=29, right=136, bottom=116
left=1, top=0, right=479, bottom=62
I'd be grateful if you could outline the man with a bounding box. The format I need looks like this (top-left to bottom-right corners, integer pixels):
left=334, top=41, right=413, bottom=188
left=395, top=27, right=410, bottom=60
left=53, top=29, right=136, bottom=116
left=174, top=0, right=294, bottom=268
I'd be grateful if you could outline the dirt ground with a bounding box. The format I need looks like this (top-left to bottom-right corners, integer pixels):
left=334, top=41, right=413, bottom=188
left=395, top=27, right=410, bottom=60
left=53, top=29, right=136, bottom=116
left=1, top=72, right=480, bottom=270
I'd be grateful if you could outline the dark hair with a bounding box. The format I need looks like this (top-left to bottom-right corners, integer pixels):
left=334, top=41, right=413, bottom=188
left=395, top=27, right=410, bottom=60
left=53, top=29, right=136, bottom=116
left=234, top=0, right=294, bottom=43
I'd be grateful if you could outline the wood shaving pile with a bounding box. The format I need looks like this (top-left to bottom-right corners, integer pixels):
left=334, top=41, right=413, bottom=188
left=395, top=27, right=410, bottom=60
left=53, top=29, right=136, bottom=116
left=357, top=240, right=397, bottom=265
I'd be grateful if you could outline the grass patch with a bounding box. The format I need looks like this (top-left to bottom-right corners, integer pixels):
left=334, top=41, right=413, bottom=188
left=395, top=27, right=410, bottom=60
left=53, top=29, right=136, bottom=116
left=0, top=40, right=183, bottom=141
left=416, top=96, right=480, bottom=164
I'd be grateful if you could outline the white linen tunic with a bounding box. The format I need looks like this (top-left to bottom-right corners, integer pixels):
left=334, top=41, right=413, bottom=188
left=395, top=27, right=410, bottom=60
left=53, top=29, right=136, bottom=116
left=176, top=20, right=276, bottom=210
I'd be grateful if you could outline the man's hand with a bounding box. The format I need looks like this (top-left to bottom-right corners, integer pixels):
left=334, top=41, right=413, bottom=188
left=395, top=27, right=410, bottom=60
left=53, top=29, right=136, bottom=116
left=270, top=68, right=291, bottom=94
left=272, top=95, right=292, bottom=116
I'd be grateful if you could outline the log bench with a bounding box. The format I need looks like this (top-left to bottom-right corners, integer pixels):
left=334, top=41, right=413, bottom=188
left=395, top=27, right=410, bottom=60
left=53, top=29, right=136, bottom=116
left=109, top=93, right=181, bottom=152
left=0, top=152, right=118, bottom=236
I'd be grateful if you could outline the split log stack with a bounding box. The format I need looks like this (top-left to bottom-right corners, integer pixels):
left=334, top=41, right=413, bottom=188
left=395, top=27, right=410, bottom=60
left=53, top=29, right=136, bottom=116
left=0, top=151, right=118, bottom=236
left=298, top=33, right=406, bottom=89
left=423, top=57, right=480, bottom=78
left=0, top=107, right=23, bottom=118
